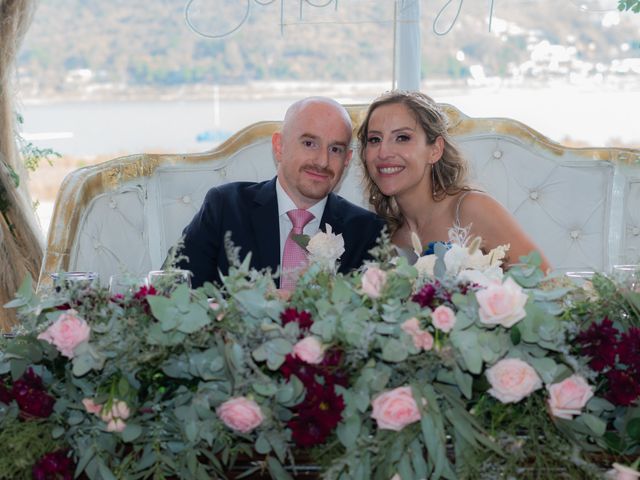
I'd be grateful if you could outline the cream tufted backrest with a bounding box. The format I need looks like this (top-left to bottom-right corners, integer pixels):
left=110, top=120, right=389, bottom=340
left=39, top=104, right=640, bottom=287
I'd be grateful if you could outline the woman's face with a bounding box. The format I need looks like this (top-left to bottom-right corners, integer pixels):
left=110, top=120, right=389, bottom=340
left=363, top=102, right=442, bottom=199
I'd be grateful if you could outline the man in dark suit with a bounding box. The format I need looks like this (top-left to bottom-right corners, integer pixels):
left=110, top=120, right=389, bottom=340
left=175, top=97, right=384, bottom=289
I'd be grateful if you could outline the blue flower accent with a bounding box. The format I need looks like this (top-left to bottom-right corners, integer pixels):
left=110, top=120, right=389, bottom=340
left=423, top=241, right=452, bottom=256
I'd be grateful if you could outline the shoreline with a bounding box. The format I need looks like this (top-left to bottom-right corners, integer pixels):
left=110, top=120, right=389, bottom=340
left=18, top=77, right=640, bottom=105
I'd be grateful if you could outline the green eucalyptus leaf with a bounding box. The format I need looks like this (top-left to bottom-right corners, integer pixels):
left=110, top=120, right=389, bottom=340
left=336, top=412, right=361, bottom=449
left=122, top=423, right=142, bottom=442
left=255, top=433, right=271, bottom=454
left=450, top=330, right=483, bottom=374
left=382, top=338, right=408, bottom=363
left=580, top=413, right=607, bottom=436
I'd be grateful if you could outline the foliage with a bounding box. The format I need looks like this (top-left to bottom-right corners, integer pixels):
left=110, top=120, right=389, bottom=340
left=1, top=240, right=639, bottom=479
left=619, top=0, right=640, bottom=13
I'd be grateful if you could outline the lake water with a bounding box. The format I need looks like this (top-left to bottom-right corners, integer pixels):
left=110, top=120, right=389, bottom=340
left=19, top=86, right=640, bottom=158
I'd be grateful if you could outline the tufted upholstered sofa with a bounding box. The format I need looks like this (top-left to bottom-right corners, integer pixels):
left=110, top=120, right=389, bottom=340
left=39, top=103, right=640, bottom=287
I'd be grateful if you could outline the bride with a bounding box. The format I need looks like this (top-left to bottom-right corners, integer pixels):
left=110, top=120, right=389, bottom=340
left=357, top=91, right=551, bottom=272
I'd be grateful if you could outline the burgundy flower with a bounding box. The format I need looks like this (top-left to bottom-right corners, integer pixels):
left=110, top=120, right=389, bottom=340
left=280, top=354, right=318, bottom=386
left=618, top=327, right=640, bottom=374
left=11, top=368, right=55, bottom=418
left=133, top=285, right=157, bottom=314
left=412, top=280, right=453, bottom=309
left=32, top=449, right=75, bottom=480
left=280, top=307, right=313, bottom=330
left=606, top=370, right=640, bottom=406
left=288, top=382, right=344, bottom=447
left=576, top=318, right=620, bottom=372
left=134, top=285, right=157, bottom=300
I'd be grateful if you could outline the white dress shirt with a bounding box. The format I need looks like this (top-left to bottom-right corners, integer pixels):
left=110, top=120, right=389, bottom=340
left=275, top=177, right=327, bottom=265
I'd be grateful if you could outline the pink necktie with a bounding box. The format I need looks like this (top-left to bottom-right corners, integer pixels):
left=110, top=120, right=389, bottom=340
left=280, top=209, right=315, bottom=291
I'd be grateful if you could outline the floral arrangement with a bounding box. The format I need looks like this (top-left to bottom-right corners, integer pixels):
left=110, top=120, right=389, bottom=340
left=1, top=230, right=639, bottom=479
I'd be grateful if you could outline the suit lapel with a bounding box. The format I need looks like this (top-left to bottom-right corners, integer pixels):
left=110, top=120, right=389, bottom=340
left=320, top=193, right=342, bottom=234
left=250, top=178, right=280, bottom=274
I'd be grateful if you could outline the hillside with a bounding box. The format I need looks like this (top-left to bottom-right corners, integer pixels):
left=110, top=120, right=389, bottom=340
left=16, top=0, right=640, bottom=98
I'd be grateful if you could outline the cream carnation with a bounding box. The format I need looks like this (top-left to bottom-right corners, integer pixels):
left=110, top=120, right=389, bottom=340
left=486, top=358, right=542, bottom=403
left=306, top=224, right=345, bottom=268
left=37, top=309, right=91, bottom=358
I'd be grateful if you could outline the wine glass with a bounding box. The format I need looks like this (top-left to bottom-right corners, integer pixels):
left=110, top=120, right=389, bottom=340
left=109, top=273, right=147, bottom=296
left=50, top=271, right=99, bottom=292
left=147, top=269, right=191, bottom=295
left=611, top=264, right=640, bottom=292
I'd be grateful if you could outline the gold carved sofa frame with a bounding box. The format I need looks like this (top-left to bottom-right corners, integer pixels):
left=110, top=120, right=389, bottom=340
left=39, top=104, right=640, bottom=286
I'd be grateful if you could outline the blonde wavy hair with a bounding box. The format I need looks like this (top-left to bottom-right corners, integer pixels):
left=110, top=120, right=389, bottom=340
left=357, top=91, right=469, bottom=233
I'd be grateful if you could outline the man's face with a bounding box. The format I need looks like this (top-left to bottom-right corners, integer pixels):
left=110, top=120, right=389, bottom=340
left=273, top=101, right=353, bottom=209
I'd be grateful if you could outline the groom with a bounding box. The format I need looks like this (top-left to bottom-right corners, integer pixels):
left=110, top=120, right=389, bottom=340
left=174, top=96, right=384, bottom=289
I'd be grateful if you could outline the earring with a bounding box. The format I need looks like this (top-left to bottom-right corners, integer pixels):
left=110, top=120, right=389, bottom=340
left=431, top=164, right=437, bottom=201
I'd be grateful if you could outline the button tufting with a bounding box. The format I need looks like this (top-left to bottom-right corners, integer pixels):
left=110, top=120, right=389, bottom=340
left=529, top=190, right=539, bottom=201
left=182, top=195, right=191, bottom=204
left=633, top=227, right=640, bottom=236
left=108, top=199, right=117, bottom=209
left=570, top=230, right=581, bottom=240
left=493, top=150, right=503, bottom=159
left=93, top=240, right=101, bottom=250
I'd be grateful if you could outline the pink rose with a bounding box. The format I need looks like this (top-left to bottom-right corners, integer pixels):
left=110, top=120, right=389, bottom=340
left=476, top=277, right=528, bottom=328
left=362, top=267, right=387, bottom=299
left=293, top=336, right=325, bottom=364
left=82, top=398, right=102, bottom=415
left=607, top=463, right=640, bottom=480
left=547, top=375, right=594, bottom=420
left=37, top=309, right=91, bottom=358
left=486, top=358, right=542, bottom=403
left=371, top=386, right=423, bottom=431
left=217, top=396, right=264, bottom=433
left=431, top=305, right=456, bottom=333
left=401, top=318, right=434, bottom=351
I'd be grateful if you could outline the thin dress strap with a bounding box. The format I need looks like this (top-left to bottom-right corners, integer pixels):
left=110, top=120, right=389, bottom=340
left=454, top=190, right=473, bottom=228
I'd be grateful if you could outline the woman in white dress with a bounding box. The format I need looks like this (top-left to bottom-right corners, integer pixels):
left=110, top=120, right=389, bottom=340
left=357, top=90, right=551, bottom=272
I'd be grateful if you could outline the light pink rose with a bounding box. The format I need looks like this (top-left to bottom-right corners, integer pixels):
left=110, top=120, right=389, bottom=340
left=401, top=318, right=434, bottom=351
left=607, top=463, right=640, bottom=480
left=37, top=309, right=91, bottom=358
left=293, top=336, right=325, bottom=364
left=371, top=386, right=423, bottom=431
left=82, top=398, right=102, bottom=415
left=476, top=277, right=528, bottom=328
left=217, top=396, right=264, bottom=433
left=486, top=358, right=542, bottom=403
left=431, top=305, right=457, bottom=333
left=547, top=375, right=594, bottom=420
left=362, top=267, right=387, bottom=299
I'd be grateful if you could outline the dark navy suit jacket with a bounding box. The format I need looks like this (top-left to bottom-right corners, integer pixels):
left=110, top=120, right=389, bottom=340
left=175, top=177, right=385, bottom=288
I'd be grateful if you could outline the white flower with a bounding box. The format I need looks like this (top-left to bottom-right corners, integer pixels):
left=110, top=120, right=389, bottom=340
left=307, top=224, right=345, bottom=269
left=444, top=243, right=472, bottom=275
left=414, top=255, right=436, bottom=276
left=457, top=265, right=504, bottom=287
